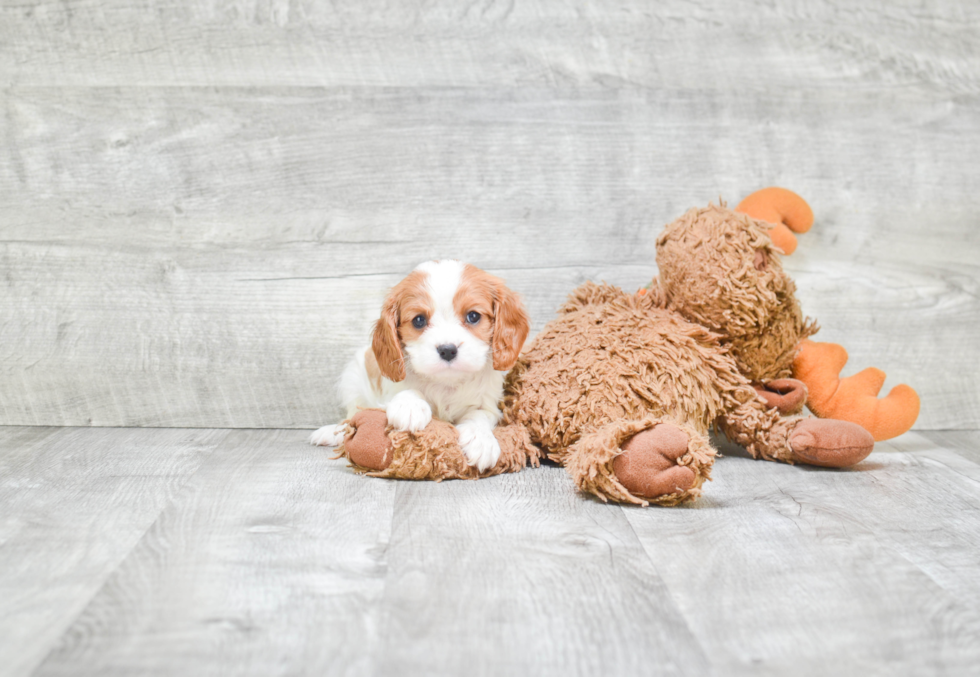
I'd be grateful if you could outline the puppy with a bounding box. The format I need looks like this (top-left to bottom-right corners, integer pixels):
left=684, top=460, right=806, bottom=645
left=309, top=260, right=530, bottom=471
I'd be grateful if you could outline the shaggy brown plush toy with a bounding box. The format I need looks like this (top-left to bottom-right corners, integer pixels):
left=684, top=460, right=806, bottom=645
left=334, top=190, right=895, bottom=506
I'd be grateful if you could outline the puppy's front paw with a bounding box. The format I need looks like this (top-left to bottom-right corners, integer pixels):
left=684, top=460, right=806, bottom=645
left=386, top=392, right=432, bottom=433
left=458, top=424, right=501, bottom=472
left=309, top=423, right=347, bottom=447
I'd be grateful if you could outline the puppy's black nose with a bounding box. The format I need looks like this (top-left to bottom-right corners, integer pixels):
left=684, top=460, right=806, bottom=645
left=437, top=344, right=458, bottom=362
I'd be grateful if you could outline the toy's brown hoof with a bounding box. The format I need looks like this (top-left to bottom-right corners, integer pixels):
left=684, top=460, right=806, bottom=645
left=789, top=419, right=874, bottom=468
left=755, top=378, right=808, bottom=415
left=612, top=424, right=696, bottom=499
left=345, top=410, right=393, bottom=471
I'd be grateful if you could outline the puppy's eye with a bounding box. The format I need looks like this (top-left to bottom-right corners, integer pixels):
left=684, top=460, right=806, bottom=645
left=412, top=315, right=427, bottom=329
left=465, top=311, right=481, bottom=325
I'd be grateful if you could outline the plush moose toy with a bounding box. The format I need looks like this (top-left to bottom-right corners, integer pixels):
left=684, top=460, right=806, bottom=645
left=329, top=189, right=920, bottom=506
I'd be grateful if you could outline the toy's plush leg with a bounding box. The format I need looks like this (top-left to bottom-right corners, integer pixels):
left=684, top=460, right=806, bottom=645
left=736, top=187, right=813, bottom=255
left=792, top=339, right=920, bottom=441
left=337, top=409, right=540, bottom=481
left=561, top=417, right=715, bottom=506
left=719, top=398, right=874, bottom=468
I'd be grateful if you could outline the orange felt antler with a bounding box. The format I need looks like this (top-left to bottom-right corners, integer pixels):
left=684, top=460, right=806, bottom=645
left=793, top=340, right=920, bottom=441
left=736, top=187, right=814, bottom=255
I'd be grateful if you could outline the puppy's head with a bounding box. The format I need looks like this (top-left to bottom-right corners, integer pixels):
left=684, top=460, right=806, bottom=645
left=372, top=260, right=530, bottom=382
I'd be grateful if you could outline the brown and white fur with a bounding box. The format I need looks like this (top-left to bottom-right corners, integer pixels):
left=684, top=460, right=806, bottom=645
left=309, top=260, right=529, bottom=471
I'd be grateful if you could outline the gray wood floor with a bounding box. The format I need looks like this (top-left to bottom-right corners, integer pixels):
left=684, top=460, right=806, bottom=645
left=1, top=426, right=978, bottom=676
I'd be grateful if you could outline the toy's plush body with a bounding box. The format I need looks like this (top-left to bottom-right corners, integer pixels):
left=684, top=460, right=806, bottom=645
left=336, top=190, right=919, bottom=505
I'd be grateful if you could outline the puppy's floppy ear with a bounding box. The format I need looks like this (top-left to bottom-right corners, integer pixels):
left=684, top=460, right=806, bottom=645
left=492, top=282, right=530, bottom=371
left=372, top=294, right=406, bottom=382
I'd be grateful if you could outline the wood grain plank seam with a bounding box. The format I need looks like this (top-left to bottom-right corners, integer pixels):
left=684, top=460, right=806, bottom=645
left=368, top=480, right=411, bottom=665
left=612, top=503, right=710, bottom=660
left=24, top=429, right=235, bottom=677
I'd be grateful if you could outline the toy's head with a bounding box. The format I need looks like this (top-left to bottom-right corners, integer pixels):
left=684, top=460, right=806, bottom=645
left=655, top=203, right=816, bottom=381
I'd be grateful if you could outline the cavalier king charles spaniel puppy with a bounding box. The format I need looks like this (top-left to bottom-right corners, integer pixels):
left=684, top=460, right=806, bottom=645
left=309, top=260, right=530, bottom=471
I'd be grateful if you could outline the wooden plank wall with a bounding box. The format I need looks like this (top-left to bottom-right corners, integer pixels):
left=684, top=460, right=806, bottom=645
left=1, top=0, right=978, bottom=429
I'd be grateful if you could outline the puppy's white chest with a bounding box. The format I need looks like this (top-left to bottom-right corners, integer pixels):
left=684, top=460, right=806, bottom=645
left=411, top=369, right=504, bottom=424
